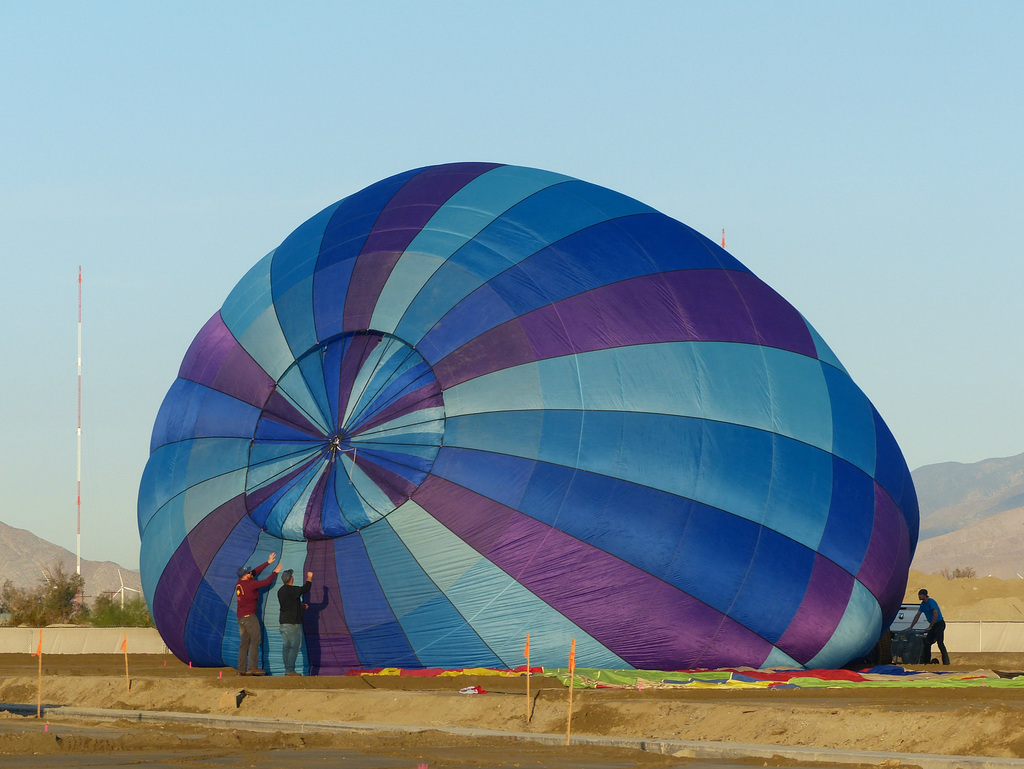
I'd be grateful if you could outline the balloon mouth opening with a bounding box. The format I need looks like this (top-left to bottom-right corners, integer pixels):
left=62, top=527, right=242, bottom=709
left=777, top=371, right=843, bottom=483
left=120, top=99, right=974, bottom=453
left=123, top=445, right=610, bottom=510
left=243, top=329, right=445, bottom=540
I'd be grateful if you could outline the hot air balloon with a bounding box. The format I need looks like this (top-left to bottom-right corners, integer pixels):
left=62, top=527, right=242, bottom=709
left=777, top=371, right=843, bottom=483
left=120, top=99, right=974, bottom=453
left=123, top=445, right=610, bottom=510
left=138, top=162, right=918, bottom=675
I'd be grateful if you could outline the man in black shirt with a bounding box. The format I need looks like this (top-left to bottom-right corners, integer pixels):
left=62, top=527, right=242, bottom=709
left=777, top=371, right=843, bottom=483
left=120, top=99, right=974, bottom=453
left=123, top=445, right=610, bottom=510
left=276, top=569, right=312, bottom=676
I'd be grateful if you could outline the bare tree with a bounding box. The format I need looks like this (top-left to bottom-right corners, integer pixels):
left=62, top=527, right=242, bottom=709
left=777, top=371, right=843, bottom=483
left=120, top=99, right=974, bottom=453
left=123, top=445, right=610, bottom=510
left=939, top=565, right=977, bottom=580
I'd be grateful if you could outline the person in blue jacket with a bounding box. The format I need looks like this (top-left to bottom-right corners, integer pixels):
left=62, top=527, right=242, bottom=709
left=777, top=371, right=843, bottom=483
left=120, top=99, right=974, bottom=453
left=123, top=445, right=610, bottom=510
left=910, top=588, right=950, bottom=665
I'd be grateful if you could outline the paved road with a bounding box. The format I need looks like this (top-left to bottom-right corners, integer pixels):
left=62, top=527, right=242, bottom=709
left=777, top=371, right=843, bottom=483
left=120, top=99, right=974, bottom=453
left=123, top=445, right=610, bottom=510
left=0, top=717, right=813, bottom=769
left=4, top=703, right=1022, bottom=769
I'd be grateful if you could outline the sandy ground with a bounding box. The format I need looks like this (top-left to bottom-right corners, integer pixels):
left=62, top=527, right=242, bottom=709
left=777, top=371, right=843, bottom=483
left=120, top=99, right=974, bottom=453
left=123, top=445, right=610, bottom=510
left=910, top=569, right=1024, bottom=622
left=1, top=572, right=1022, bottom=767
left=4, top=652, right=1024, bottom=767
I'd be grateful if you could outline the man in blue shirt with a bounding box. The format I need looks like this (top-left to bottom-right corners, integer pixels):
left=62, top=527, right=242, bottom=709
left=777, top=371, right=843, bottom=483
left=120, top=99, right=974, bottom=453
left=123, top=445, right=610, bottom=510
left=910, top=588, right=950, bottom=665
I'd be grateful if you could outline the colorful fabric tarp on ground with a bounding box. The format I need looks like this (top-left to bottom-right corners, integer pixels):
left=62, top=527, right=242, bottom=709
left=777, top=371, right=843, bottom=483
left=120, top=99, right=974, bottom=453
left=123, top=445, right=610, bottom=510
left=550, top=667, right=1021, bottom=690
left=317, top=664, right=1024, bottom=691
left=138, top=162, right=919, bottom=676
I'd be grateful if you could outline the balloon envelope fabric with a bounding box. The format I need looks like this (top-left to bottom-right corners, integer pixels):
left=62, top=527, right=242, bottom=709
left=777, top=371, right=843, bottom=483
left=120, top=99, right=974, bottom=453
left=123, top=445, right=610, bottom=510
left=139, top=162, right=918, bottom=675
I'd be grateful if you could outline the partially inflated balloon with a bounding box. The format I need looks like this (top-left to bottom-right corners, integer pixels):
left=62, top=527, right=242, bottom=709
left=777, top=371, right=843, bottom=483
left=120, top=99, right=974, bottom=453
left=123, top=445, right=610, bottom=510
left=139, top=163, right=918, bottom=674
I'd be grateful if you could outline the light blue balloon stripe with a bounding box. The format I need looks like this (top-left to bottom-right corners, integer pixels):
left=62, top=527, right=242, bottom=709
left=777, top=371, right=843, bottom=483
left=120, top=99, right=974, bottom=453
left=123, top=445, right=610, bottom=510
left=351, top=360, right=437, bottom=428
left=440, top=341, right=877, bottom=472
left=140, top=495, right=186, bottom=599
left=822, top=365, right=877, bottom=476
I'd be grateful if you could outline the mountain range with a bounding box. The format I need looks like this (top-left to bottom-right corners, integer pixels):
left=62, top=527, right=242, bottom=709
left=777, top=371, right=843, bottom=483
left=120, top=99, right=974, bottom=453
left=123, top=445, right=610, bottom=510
left=913, top=451, right=1024, bottom=539
left=911, top=451, right=1024, bottom=579
left=0, top=521, right=142, bottom=602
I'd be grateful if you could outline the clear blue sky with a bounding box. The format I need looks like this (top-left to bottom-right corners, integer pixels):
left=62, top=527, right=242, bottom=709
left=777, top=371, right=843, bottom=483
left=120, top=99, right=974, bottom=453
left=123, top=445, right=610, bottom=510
left=2, top=3, right=1021, bottom=570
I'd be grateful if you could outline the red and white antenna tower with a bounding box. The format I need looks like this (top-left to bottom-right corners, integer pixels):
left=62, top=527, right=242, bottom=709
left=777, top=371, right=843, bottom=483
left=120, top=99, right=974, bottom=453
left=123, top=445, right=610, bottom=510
left=77, top=266, right=82, bottom=576
left=721, top=229, right=726, bottom=249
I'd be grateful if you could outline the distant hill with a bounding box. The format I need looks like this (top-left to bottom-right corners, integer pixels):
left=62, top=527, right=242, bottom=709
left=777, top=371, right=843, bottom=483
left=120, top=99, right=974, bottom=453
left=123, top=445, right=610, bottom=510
left=0, top=520, right=142, bottom=602
left=911, top=505, right=1024, bottom=580
left=911, top=451, right=1024, bottom=540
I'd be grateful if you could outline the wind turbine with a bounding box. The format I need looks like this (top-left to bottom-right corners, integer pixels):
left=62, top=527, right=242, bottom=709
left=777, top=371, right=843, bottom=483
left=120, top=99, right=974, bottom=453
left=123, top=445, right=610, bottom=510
left=114, top=570, right=141, bottom=609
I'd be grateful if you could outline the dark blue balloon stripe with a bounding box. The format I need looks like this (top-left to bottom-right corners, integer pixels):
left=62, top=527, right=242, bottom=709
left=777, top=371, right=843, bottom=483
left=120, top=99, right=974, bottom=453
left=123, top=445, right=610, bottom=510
left=151, top=379, right=262, bottom=446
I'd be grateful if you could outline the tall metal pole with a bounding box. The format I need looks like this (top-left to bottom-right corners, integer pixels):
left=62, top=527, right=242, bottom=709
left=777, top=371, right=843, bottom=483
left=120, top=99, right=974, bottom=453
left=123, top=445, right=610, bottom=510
left=77, top=266, right=82, bottom=576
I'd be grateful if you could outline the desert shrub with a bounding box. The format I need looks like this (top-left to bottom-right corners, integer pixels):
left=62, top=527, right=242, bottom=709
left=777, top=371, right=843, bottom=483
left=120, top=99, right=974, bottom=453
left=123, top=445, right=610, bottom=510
left=939, top=566, right=977, bottom=580
left=90, top=593, right=154, bottom=627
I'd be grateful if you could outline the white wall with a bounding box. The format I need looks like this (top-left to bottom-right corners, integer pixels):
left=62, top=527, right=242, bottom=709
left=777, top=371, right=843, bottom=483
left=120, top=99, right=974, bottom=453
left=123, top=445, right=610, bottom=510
left=0, top=627, right=168, bottom=654
left=945, top=621, right=1024, bottom=653
left=0, top=624, right=1019, bottom=659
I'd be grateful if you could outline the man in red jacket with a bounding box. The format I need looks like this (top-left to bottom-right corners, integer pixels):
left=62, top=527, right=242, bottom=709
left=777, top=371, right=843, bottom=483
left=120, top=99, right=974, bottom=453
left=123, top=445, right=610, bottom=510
left=235, top=552, right=281, bottom=676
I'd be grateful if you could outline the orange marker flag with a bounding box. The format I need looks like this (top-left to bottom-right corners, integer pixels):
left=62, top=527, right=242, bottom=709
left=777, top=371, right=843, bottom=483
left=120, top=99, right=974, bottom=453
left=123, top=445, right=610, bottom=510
left=31, top=629, right=42, bottom=657
left=524, top=633, right=529, bottom=659
left=568, top=638, right=576, bottom=673
left=121, top=632, right=128, bottom=653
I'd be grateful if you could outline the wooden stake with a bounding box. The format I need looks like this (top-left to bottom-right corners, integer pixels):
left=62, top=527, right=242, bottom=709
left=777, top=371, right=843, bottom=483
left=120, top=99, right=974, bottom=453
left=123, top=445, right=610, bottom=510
left=565, top=638, right=576, bottom=746
left=524, top=633, right=531, bottom=724
left=33, top=629, right=42, bottom=718
left=122, top=632, right=130, bottom=692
